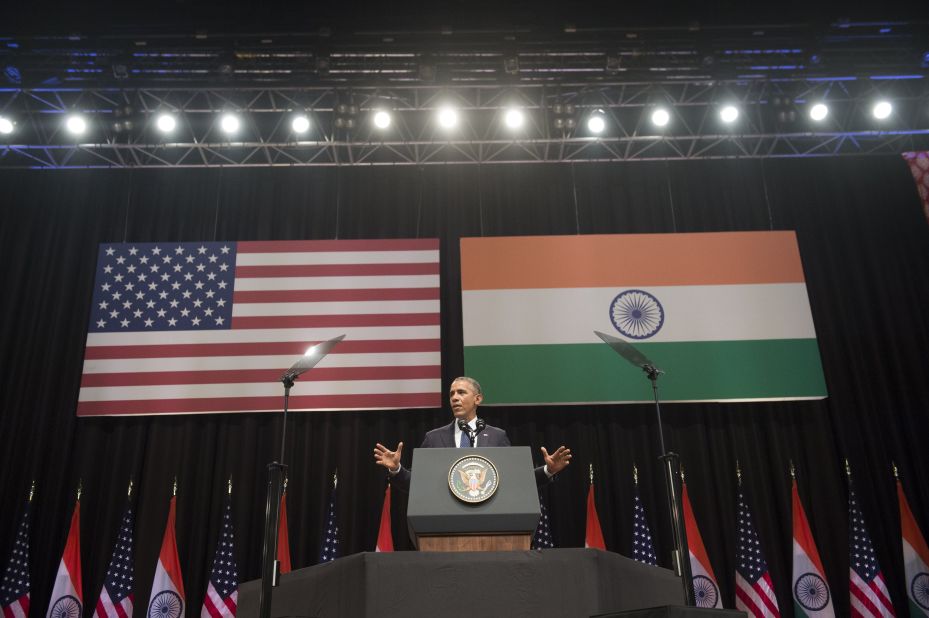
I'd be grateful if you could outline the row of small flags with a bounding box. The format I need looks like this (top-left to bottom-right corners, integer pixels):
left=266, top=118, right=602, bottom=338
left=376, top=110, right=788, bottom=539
left=4, top=464, right=927, bottom=617
left=580, top=462, right=929, bottom=617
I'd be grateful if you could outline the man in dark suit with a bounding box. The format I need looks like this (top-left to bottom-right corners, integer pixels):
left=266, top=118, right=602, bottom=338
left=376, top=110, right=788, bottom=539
left=373, top=376, right=572, bottom=492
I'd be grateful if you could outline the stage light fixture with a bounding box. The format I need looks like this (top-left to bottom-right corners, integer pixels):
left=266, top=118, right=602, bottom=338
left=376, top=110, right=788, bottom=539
left=719, top=105, right=739, bottom=123
left=587, top=110, right=606, bottom=134
left=809, top=103, right=829, bottom=121
left=504, top=108, right=524, bottom=129
left=0, top=116, right=14, bottom=135
left=155, top=113, right=177, bottom=133
left=220, top=113, right=240, bottom=134
left=438, top=106, right=458, bottom=129
left=65, top=114, right=87, bottom=135
left=373, top=110, right=391, bottom=129
left=651, top=108, right=670, bottom=127
left=872, top=100, right=892, bottom=120
left=291, top=114, right=310, bottom=133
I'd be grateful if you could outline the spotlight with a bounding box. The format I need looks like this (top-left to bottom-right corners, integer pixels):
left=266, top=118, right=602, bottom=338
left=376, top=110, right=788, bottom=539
left=437, top=106, right=458, bottom=129
left=155, top=113, right=177, bottom=133
left=65, top=114, right=87, bottom=135
left=291, top=114, right=310, bottom=133
left=719, top=105, right=739, bottom=123
left=872, top=100, right=892, bottom=120
left=220, top=113, right=240, bottom=134
left=587, top=110, right=606, bottom=134
left=504, top=108, right=524, bottom=129
left=0, top=116, right=14, bottom=135
left=809, top=103, right=829, bottom=121
left=373, top=110, right=391, bottom=129
left=651, top=108, right=670, bottom=127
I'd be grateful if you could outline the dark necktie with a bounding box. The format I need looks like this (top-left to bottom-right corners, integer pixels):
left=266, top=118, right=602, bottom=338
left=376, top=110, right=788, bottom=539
left=459, top=427, right=471, bottom=448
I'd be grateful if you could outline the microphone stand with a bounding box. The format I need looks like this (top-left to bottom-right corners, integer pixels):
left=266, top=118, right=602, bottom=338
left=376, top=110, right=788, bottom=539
left=594, top=331, right=695, bottom=607
left=258, top=334, right=346, bottom=618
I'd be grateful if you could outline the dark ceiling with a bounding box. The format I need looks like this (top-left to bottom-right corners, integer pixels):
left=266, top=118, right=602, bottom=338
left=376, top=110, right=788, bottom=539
left=8, top=0, right=929, bottom=36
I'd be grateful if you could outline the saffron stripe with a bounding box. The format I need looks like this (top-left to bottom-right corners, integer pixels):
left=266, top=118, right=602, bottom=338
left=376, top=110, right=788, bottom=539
left=461, top=232, right=805, bottom=290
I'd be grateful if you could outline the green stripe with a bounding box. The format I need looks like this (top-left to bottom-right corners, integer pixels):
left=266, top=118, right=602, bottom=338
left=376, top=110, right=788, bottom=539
left=794, top=602, right=810, bottom=618
left=464, top=340, right=826, bottom=404
left=909, top=600, right=928, bottom=617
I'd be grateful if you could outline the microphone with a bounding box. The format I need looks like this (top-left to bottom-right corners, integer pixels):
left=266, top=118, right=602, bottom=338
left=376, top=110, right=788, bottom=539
left=457, top=419, right=479, bottom=447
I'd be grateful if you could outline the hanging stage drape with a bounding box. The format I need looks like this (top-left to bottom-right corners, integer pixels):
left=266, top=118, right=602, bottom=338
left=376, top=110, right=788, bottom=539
left=0, top=157, right=927, bottom=617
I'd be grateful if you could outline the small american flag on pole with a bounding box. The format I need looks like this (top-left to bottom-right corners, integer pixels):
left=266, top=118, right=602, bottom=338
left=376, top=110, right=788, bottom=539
left=94, top=502, right=134, bottom=618
left=0, top=501, right=30, bottom=618
left=201, top=495, right=238, bottom=618
left=848, top=472, right=895, bottom=617
left=735, top=489, right=781, bottom=618
left=632, top=485, right=658, bottom=566
left=78, top=239, right=441, bottom=416
left=319, top=472, right=340, bottom=563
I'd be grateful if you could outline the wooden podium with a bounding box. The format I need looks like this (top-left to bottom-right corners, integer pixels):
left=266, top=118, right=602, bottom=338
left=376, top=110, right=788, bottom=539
left=417, top=532, right=530, bottom=551
left=406, top=446, right=540, bottom=551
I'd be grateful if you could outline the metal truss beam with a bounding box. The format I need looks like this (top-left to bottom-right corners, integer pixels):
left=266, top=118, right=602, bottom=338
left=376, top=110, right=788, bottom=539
left=2, top=78, right=928, bottom=168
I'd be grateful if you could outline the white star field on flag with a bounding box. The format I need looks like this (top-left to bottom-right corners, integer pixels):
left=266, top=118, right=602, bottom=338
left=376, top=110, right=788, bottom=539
left=320, top=480, right=340, bottom=563
left=89, top=243, right=235, bottom=332
left=0, top=504, right=30, bottom=617
left=532, top=493, right=554, bottom=549
left=632, top=491, right=658, bottom=565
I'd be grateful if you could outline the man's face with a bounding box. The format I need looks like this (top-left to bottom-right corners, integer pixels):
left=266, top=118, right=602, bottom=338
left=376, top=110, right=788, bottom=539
left=449, top=380, right=482, bottom=421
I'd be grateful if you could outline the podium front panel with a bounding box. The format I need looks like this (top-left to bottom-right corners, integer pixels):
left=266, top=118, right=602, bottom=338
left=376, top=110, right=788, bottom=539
left=406, top=446, right=540, bottom=536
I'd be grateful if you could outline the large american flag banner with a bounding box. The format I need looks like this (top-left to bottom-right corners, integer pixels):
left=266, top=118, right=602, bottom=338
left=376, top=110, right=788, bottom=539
left=78, top=239, right=441, bottom=416
left=848, top=478, right=895, bottom=617
left=0, top=502, right=30, bottom=618
left=94, top=503, right=134, bottom=618
left=735, top=489, right=781, bottom=618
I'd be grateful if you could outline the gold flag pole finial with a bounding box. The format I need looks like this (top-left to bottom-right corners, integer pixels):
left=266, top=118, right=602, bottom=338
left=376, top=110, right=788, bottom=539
left=333, top=468, right=338, bottom=490
left=680, top=465, right=686, bottom=484
left=789, top=460, right=796, bottom=480
left=29, top=480, right=36, bottom=502
left=892, top=461, right=899, bottom=480
left=77, top=479, right=83, bottom=502
left=633, top=463, right=639, bottom=486
left=228, top=476, right=233, bottom=496
left=845, top=458, right=851, bottom=477
left=173, top=476, right=178, bottom=497
left=283, top=475, right=289, bottom=492
left=127, top=478, right=134, bottom=499
left=589, top=463, right=594, bottom=484
left=736, top=460, right=742, bottom=488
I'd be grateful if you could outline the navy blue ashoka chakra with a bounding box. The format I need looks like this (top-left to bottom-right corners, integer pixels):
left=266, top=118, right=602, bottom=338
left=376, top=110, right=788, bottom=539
left=609, top=289, right=665, bottom=340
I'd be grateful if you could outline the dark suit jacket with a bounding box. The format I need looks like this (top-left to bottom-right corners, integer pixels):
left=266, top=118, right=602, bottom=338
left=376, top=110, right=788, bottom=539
left=390, top=420, right=551, bottom=492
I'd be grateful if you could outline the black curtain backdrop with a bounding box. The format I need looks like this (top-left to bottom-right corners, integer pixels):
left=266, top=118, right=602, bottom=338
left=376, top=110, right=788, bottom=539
left=0, top=157, right=927, bottom=617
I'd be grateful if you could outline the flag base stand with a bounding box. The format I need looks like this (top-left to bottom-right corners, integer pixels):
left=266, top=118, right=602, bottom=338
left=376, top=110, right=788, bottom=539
left=257, top=335, right=345, bottom=618
left=595, top=331, right=695, bottom=607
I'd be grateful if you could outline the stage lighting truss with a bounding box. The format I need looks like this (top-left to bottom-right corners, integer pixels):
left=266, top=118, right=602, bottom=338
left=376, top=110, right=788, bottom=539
left=0, top=78, right=927, bottom=168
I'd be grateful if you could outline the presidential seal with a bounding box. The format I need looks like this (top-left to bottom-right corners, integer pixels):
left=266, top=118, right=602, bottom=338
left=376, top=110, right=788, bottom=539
left=448, top=455, right=499, bottom=503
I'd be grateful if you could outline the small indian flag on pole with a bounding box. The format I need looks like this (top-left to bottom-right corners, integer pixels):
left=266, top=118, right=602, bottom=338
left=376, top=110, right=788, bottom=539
left=791, top=472, right=835, bottom=618
left=460, top=232, right=826, bottom=404
left=896, top=466, right=929, bottom=617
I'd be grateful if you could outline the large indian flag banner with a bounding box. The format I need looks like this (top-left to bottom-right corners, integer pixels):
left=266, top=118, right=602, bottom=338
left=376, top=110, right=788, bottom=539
left=460, top=232, right=827, bottom=404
